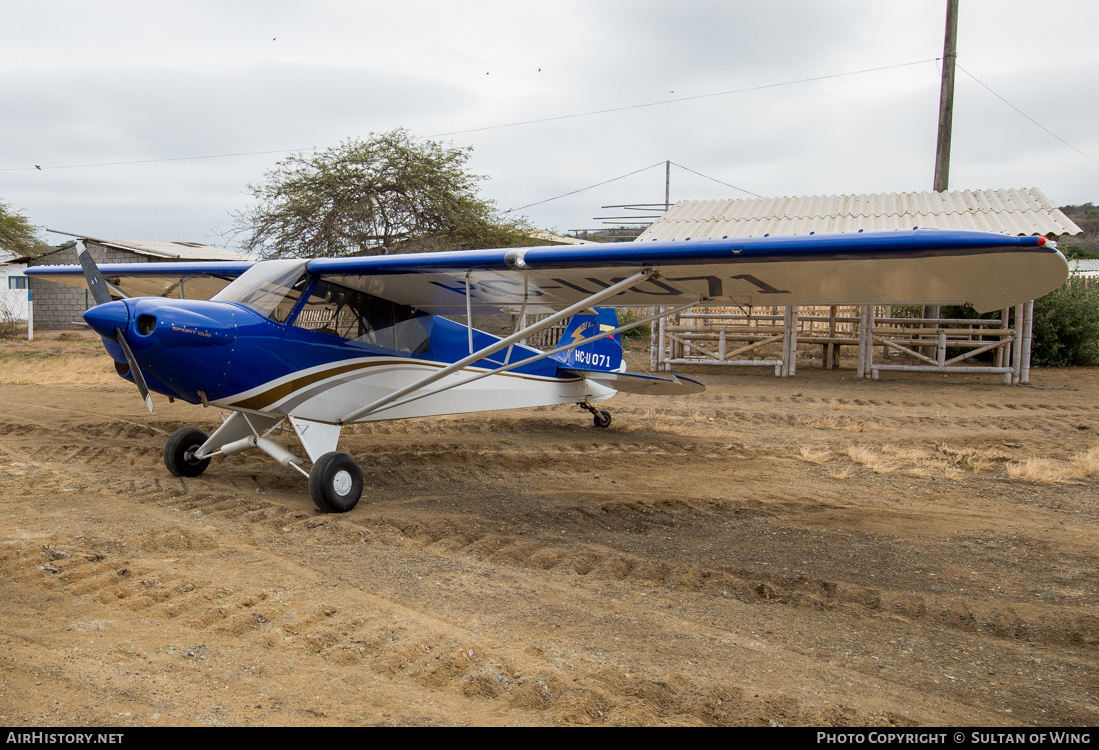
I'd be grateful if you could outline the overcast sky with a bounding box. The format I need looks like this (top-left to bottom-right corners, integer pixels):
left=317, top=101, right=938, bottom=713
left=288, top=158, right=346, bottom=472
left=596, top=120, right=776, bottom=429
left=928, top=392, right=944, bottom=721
left=2, top=0, right=1097, bottom=251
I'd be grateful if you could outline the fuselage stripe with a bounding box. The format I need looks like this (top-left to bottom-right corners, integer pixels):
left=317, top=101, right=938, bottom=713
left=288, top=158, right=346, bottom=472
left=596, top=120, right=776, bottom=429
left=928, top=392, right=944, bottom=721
left=223, top=358, right=577, bottom=412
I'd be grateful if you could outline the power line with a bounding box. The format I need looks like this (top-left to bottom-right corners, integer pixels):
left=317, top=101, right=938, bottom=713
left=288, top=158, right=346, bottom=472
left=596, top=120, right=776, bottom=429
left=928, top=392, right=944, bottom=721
left=669, top=162, right=763, bottom=199
left=2, top=58, right=938, bottom=173
left=957, top=63, right=1099, bottom=167
left=507, top=161, right=762, bottom=215
left=433, top=59, right=939, bottom=137
left=0, top=148, right=305, bottom=172
left=504, top=162, right=667, bottom=213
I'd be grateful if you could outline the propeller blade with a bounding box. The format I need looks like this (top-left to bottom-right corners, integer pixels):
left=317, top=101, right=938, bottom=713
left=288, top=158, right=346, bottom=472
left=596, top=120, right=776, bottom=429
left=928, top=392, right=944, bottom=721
left=114, top=327, right=154, bottom=413
left=76, top=241, right=114, bottom=306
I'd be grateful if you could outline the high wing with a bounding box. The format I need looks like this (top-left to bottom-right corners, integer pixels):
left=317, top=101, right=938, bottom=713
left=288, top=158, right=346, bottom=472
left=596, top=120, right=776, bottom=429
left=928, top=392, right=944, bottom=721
left=28, top=229, right=1067, bottom=313
left=310, top=229, right=1067, bottom=314
left=28, top=259, right=255, bottom=300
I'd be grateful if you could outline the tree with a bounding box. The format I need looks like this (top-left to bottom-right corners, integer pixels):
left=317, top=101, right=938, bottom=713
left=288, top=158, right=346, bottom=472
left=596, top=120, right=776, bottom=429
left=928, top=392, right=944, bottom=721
left=0, top=200, right=49, bottom=257
left=233, top=129, right=539, bottom=258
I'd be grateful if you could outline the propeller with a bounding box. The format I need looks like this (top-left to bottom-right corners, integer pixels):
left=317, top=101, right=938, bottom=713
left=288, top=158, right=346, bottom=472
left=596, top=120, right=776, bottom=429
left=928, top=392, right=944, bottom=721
left=77, top=242, right=155, bottom=413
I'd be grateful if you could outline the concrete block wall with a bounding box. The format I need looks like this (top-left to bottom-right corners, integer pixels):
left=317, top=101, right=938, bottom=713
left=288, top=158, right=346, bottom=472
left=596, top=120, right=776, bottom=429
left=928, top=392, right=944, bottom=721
left=27, top=243, right=142, bottom=329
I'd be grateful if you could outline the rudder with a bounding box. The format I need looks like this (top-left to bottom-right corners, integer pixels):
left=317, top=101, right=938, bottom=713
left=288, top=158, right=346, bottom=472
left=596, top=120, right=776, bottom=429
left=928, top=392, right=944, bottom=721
left=552, top=308, right=624, bottom=372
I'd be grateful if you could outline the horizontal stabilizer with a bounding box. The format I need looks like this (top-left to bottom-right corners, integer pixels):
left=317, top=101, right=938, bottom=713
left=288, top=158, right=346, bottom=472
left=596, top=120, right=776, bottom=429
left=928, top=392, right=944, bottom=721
left=561, top=369, right=706, bottom=396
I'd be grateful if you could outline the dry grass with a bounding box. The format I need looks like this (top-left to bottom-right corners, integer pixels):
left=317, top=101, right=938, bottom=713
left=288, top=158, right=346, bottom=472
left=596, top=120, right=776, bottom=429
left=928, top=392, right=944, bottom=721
left=796, top=414, right=839, bottom=429
left=844, top=445, right=899, bottom=474
left=822, top=440, right=1091, bottom=483
left=804, top=398, right=856, bottom=412
left=0, top=334, right=116, bottom=385
left=1002, top=444, right=1099, bottom=484
left=0, top=355, right=117, bottom=385
left=1071, top=445, right=1099, bottom=478
left=936, top=443, right=1012, bottom=473
left=795, top=414, right=880, bottom=433
left=828, top=465, right=853, bottom=480
left=881, top=444, right=934, bottom=462
left=797, top=446, right=832, bottom=464
left=1006, top=458, right=1071, bottom=484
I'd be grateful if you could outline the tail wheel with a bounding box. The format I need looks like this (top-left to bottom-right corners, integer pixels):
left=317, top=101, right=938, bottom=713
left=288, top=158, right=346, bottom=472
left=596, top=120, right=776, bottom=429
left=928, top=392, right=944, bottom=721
left=593, top=410, right=612, bottom=429
left=309, top=451, right=363, bottom=513
left=164, top=427, right=211, bottom=477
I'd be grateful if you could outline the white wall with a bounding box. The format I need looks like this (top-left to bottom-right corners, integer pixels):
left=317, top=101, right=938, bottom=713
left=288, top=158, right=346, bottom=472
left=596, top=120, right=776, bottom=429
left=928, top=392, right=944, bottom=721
left=0, top=263, right=30, bottom=321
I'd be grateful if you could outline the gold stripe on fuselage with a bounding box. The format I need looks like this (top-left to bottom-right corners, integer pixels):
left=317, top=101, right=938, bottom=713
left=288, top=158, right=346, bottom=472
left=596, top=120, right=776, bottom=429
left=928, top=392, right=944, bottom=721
left=223, top=358, right=576, bottom=413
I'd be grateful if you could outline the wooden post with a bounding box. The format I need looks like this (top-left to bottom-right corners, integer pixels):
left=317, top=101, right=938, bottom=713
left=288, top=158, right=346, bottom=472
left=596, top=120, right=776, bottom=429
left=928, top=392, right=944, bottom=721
left=792, top=306, right=799, bottom=375
left=780, top=307, right=789, bottom=376
left=868, top=305, right=878, bottom=379
left=1021, top=299, right=1034, bottom=384
left=857, top=305, right=868, bottom=378
left=650, top=306, right=661, bottom=371
left=784, top=306, right=799, bottom=376
left=995, top=307, right=1008, bottom=368
left=826, top=305, right=837, bottom=369
left=1012, top=303, right=1024, bottom=384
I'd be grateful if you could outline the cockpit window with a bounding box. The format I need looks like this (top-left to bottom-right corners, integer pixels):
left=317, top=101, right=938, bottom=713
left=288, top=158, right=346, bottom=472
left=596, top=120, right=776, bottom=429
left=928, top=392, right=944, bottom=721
left=292, top=278, right=430, bottom=354
left=211, top=260, right=310, bottom=323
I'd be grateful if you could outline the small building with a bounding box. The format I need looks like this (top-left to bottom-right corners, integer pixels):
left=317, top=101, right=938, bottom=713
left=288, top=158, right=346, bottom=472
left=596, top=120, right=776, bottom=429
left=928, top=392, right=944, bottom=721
left=0, top=251, right=30, bottom=321
left=638, top=187, right=1080, bottom=241
left=28, top=235, right=249, bottom=329
left=637, top=188, right=1083, bottom=383
left=1068, top=259, right=1099, bottom=281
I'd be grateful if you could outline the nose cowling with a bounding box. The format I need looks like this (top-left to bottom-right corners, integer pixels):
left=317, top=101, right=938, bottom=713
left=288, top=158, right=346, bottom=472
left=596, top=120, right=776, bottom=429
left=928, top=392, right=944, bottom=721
left=85, top=298, right=236, bottom=347
left=130, top=300, right=236, bottom=348
left=87, top=298, right=238, bottom=405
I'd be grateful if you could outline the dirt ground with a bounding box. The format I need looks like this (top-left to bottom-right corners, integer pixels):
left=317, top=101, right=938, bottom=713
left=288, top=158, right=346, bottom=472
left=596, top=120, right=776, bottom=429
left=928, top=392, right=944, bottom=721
left=0, top=331, right=1096, bottom=727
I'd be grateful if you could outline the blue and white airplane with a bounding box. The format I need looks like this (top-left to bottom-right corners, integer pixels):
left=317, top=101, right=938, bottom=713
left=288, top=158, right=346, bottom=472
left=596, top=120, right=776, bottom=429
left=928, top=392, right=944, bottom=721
left=27, top=229, right=1067, bottom=512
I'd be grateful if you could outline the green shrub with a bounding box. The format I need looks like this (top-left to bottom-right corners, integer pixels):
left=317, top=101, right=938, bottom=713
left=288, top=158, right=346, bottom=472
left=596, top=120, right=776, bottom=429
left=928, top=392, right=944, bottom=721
left=616, top=308, right=652, bottom=339
left=1031, top=276, right=1099, bottom=366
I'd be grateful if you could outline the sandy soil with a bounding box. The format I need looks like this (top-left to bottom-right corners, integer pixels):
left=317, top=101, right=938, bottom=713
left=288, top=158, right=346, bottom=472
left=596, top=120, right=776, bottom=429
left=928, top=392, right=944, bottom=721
left=0, top=332, right=1096, bottom=726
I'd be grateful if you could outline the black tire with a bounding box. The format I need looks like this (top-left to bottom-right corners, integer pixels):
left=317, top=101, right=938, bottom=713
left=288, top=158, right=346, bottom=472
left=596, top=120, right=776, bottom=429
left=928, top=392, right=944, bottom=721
left=164, top=427, right=211, bottom=477
left=309, top=452, right=363, bottom=513
left=593, top=410, right=612, bottom=429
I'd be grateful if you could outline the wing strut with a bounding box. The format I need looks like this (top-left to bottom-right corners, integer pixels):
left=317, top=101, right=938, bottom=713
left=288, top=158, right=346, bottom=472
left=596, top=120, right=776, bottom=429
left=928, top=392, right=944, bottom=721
left=338, top=269, right=657, bottom=424
left=358, top=295, right=705, bottom=420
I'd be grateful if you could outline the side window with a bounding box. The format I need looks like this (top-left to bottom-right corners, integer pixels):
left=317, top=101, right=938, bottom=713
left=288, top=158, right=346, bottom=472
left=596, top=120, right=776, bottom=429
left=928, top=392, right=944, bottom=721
left=293, top=279, right=429, bottom=354
left=8, top=276, right=27, bottom=290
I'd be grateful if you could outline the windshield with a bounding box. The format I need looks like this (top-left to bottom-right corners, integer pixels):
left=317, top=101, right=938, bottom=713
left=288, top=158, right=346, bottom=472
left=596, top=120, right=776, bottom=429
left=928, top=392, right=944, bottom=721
left=212, top=260, right=309, bottom=323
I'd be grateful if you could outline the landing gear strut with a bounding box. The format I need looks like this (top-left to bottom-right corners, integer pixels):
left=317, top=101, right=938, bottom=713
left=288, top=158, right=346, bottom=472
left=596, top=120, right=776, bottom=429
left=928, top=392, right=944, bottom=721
left=579, top=402, right=612, bottom=429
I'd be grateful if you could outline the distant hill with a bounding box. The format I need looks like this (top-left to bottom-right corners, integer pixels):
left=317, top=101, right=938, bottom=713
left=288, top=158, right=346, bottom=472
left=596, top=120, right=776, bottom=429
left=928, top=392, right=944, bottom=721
left=1056, top=204, right=1098, bottom=258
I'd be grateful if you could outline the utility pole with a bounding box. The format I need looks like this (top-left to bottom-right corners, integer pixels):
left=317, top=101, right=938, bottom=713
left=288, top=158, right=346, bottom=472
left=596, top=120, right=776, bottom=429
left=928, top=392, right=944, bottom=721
left=933, top=0, right=959, bottom=192
left=665, top=160, right=671, bottom=211
left=927, top=0, right=959, bottom=334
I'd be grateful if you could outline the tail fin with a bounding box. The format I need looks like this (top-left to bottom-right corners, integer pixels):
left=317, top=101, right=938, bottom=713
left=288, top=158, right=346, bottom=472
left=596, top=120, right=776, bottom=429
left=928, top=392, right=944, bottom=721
left=551, top=308, right=624, bottom=372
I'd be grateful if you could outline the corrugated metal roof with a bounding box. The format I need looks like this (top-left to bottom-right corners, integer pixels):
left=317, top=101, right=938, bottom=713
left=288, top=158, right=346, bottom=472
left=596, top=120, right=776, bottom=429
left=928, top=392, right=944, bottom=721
left=91, top=239, right=250, bottom=261
left=526, top=231, right=599, bottom=246
left=1069, top=260, right=1099, bottom=276
left=638, top=188, right=1082, bottom=241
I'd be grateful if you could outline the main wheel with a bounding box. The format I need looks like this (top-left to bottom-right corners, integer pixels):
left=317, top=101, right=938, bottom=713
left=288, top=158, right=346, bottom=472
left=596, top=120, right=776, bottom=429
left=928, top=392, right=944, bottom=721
left=309, top=451, right=363, bottom=513
left=164, top=427, right=211, bottom=477
left=593, top=410, right=612, bottom=429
